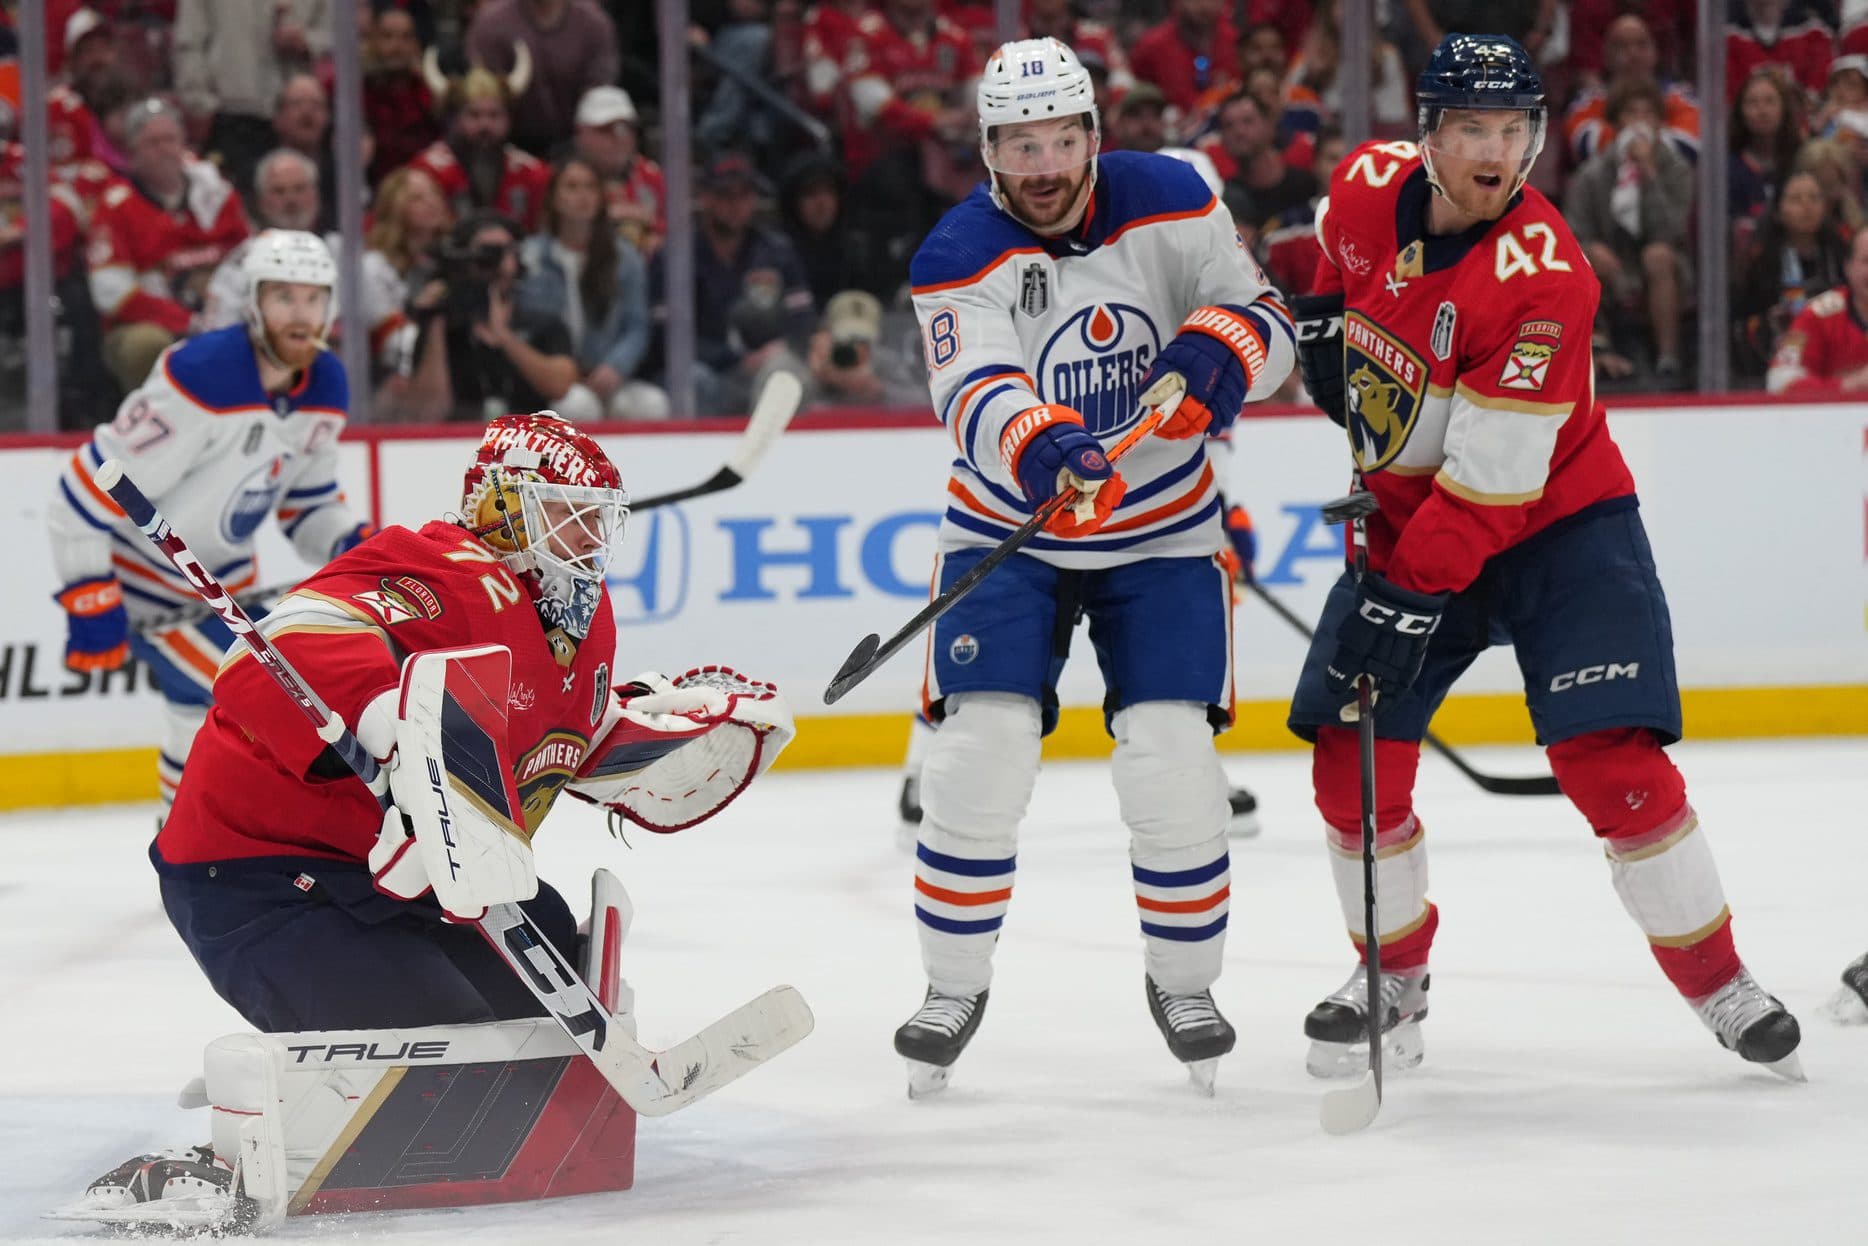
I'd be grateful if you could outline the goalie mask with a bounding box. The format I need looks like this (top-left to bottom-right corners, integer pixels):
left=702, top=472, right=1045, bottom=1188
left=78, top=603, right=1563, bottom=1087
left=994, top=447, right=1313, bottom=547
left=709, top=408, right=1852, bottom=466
left=461, top=413, right=629, bottom=643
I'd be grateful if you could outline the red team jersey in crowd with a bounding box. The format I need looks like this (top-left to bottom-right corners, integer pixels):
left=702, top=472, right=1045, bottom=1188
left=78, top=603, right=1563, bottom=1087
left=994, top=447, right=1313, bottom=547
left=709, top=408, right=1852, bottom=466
left=87, top=163, right=250, bottom=333
left=839, top=11, right=978, bottom=177
left=406, top=141, right=551, bottom=233
left=156, top=521, right=619, bottom=867
left=1766, top=286, right=1868, bottom=393
left=1725, top=2, right=1835, bottom=101
left=1315, top=141, right=1635, bottom=596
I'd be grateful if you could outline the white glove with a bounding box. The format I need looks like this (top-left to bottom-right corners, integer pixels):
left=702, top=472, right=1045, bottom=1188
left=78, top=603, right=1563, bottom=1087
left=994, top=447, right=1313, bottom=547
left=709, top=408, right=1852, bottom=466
left=356, top=687, right=487, bottom=921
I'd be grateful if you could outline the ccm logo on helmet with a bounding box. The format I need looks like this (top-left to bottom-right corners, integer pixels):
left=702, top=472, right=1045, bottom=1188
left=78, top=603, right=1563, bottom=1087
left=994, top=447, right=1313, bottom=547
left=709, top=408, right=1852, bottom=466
left=1550, top=662, right=1639, bottom=692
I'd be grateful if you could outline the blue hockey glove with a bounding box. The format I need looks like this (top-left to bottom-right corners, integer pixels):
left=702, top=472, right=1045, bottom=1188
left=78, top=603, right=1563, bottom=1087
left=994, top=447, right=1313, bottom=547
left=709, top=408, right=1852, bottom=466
left=331, top=522, right=376, bottom=557
left=1142, top=304, right=1267, bottom=439
left=56, top=576, right=130, bottom=673
left=1325, top=574, right=1446, bottom=700
left=998, top=404, right=1126, bottom=537
left=1291, top=291, right=1346, bottom=427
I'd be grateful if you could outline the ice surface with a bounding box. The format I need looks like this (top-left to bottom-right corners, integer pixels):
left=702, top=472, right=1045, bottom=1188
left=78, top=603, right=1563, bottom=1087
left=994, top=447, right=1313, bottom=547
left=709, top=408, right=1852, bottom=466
left=3, top=738, right=1865, bottom=1244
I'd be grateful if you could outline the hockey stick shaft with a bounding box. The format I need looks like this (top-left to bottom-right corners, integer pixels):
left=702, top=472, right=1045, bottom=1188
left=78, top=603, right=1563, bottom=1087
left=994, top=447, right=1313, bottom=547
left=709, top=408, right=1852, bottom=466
left=97, top=459, right=808, bottom=1116
left=1242, top=579, right=1562, bottom=797
left=630, top=370, right=804, bottom=510
left=822, top=393, right=1180, bottom=705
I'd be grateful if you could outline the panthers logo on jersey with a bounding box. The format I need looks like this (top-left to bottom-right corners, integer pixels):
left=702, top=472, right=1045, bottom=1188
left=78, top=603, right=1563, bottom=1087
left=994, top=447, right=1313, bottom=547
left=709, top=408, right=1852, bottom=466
left=1343, top=313, right=1427, bottom=472
left=1035, top=302, right=1161, bottom=437
left=514, top=729, right=589, bottom=830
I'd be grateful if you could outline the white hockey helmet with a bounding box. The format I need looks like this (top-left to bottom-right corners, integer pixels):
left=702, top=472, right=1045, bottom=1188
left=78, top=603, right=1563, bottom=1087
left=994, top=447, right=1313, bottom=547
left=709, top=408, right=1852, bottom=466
left=242, top=229, right=338, bottom=360
left=977, top=38, right=1101, bottom=230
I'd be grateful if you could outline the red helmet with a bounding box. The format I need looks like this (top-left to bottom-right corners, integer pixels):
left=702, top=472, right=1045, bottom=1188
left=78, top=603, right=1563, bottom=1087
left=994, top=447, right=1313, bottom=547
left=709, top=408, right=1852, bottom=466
left=461, top=413, right=629, bottom=640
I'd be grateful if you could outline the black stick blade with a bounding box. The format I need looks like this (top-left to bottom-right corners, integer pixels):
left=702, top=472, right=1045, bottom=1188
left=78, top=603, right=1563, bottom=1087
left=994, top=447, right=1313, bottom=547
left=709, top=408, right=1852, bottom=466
left=1320, top=490, right=1379, bottom=526
left=823, top=634, right=881, bottom=705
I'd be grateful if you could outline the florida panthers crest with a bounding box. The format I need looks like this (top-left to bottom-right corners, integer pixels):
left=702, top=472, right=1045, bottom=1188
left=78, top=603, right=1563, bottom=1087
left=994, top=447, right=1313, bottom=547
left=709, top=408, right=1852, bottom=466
left=1036, top=303, right=1160, bottom=437
left=1343, top=313, right=1427, bottom=472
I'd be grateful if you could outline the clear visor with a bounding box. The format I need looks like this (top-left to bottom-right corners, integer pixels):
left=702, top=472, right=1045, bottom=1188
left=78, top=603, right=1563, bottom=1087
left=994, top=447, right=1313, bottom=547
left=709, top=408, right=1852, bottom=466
left=1420, top=108, right=1545, bottom=187
left=984, top=122, right=1097, bottom=177
left=520, top=481, right=631, bottom=584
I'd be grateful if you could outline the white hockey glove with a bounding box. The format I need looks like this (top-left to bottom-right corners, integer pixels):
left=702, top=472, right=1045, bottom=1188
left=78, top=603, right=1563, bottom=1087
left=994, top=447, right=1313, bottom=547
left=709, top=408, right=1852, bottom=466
left=568, top=665, right=795, bottom=833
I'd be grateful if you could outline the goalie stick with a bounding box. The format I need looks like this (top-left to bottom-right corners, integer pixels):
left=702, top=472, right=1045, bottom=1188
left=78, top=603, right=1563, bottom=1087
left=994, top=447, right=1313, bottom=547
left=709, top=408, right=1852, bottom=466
left=629, top=370, right=804, bottom=510
left=1241, top=580, right=1562, bottom=797
left=96, top=459, right=813, bottom=1119
left=823, top=380, right=1185, bottom=705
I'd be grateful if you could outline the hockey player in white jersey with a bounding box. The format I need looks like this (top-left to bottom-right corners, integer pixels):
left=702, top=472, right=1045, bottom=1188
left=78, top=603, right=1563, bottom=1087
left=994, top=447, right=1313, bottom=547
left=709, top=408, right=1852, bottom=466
left=893, top=37, right=1294, bottom=1096
left=47, top=230, right=371, bottom=813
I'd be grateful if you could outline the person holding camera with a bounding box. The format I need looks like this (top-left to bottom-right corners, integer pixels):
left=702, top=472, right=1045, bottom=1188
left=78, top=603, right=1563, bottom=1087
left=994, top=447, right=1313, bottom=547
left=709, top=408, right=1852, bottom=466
left=806, top=289, right=925, bottom=407
left=518, top=156, right=668, bottom=420
left=395, top=211, right=581, bottom=423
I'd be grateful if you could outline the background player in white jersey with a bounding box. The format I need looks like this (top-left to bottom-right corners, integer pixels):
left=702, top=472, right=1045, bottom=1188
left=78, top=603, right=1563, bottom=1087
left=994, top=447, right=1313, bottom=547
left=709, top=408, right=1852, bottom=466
left=47, top=230, right=371, bottom=815
left=892, top=37, right=1293, bottom=1096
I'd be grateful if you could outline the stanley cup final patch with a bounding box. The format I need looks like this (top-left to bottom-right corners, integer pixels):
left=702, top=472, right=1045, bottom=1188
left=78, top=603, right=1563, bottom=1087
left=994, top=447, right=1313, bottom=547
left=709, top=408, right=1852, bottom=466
left=1499, top=320, right=1562, bottom=391
left=1019, top=262, right=1048, bottom=318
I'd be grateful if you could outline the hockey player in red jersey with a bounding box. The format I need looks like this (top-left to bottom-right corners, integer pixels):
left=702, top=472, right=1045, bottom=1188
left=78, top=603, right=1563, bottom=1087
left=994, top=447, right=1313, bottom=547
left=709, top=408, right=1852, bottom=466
left=72, top=413, right=795, bottom=1226
left=1285, top=34, right=1802, bottom=1082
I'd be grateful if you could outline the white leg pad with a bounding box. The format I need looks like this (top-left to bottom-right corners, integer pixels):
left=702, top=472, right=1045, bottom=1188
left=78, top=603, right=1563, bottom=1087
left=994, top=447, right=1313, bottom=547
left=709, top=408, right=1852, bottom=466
left=1325, top=814, right=1431, bottom=943
left=1604, top=805, right=1731, bottom=943
left=1112, top=702, right=1229, bottom=994
left=916, top=692, right=1041, bottom=995
left=582, top=868, right=638, bottom=1037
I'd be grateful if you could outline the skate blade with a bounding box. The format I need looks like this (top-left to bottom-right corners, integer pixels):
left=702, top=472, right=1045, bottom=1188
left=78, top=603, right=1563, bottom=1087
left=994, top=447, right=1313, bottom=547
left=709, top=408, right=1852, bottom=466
left=1305, top=1021, right=1423, bottom=1080
left=905, top=1060, right=952, bottom=1099
left=1760, top=1050, right=1807, bottom=1084
left=1185, top=1058, right=1220, bottom=1096
left=44, top=1194, right=244, bottom=1231
left=1319, top=1069, right=1381, bottom=1135
left=1823, top=985, right=1868, bottom=1026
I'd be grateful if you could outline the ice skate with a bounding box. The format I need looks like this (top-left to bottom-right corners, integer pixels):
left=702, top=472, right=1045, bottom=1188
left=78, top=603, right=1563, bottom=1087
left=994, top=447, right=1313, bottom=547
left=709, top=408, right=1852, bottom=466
left=896, top=773, right=922, bottom=852
left=1145, top=976, right=1236, bottom=1094
left=1226, top=785, right=1262, bottom=839
left=1824, top=950, right=1868, bottom=1025
left=1303, top=965, right=1429, bottom=1079
left=47, top=1143, right=256, bottom=1232
left=1690, top=967, right=1804, bottom=1082
left=894, top=987, right=988, bottom=1098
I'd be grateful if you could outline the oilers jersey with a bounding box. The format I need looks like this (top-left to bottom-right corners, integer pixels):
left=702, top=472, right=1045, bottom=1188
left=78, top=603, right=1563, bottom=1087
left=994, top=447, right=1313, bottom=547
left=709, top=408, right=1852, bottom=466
left=48, top=324, right=362, bottom=621
left=910, top=150, right=1294, bottom=568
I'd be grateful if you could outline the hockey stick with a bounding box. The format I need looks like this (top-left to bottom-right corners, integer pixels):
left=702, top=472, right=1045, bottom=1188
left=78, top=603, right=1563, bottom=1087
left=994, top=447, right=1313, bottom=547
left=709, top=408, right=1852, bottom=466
left=823, top=382, right=1184, bottom=705
left=96, top=459, right=813, bottom=1118
left=1319, top=489, right=1384, bottom=1136
left=1242, top=581, right=1562, bottom=797
left=630, top=370, right=804, bottom=511
left=132, top=581, right=297, bottom=635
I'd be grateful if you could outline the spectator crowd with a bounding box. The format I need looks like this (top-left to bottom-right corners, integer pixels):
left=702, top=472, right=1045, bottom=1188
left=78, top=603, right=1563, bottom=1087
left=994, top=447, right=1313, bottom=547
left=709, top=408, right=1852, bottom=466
left=6, top=0, right=1868, bottom=426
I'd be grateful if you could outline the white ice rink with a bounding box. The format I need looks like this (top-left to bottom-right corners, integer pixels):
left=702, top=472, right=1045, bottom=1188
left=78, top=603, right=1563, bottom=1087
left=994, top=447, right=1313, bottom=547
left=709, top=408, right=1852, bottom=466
left=3, top=737, right=1866, bottom=1244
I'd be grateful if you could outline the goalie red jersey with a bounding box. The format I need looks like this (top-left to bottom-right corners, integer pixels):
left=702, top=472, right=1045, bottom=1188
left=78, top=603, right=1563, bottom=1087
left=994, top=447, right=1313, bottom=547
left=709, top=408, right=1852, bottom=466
left=1314, top=140, right=1635, bottom=594
left=157, top=519, right=618, bottom=867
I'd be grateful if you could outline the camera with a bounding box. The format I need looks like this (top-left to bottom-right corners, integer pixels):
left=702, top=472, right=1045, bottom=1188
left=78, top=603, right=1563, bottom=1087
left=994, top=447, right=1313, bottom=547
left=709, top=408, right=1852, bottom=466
left=830, top=339, right=863, bottom=369
left=427, top=239, right=508, bottom=330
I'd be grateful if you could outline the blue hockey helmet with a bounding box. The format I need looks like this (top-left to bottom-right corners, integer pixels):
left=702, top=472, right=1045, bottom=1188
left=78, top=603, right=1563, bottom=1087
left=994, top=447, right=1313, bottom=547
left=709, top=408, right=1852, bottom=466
left=1416, top=33, right=1547, bottom=201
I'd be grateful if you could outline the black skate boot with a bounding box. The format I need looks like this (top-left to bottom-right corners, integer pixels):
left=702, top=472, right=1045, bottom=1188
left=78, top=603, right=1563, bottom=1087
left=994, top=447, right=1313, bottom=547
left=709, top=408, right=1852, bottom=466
left=52, top=1143, right=258, bottom=1231
left=1828, top=950, right=1868, bottom=1024
left=894, top=987, right=987, bottom=1098
left=1226, top=786, right=1261, bottom=839
left=1145, top=976, right=1236, bottom=1094
left=1303, top=965, right=1430, bottom=1078
left=1691, top=967, right=1804, bottom=1081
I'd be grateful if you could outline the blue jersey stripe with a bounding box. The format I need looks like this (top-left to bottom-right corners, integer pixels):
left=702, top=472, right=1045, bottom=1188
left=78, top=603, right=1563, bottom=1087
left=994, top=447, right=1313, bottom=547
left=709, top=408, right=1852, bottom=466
left=960, top=381, right=1028, bottom=467
left=284, top=481, right=339, bottom=502
left=915, top=905, right=1005, bottom=936
left=1140, top=914, right=1228, bottom=942
left=1119, top=444, right=1206, bottom=506
left=120, top=580, right=191, bottom=608
left=1133, top=855, right=1229, bottom=888
left=940, top=363, right=1026, bottom=426
left=58, top=479, right=116, bottom=532
left=916, top=841, right=1016, bottom=877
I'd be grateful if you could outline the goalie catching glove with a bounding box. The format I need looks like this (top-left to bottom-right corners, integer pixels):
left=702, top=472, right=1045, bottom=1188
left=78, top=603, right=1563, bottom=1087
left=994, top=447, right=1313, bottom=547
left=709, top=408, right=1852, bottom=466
left=568, top=665, right=795, bottom=833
